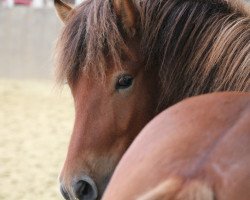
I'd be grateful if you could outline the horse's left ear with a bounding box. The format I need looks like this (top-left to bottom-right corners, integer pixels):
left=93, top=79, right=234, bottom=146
left=54, top=0, right=73, bottom=24
left=113, top=0, right=139, bottom=37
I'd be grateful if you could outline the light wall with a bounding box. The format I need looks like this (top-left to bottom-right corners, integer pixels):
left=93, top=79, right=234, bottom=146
left=0, top=7, right=62, bottom=79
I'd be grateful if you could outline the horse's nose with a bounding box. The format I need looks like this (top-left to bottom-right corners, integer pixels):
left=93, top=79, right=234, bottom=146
left=60, top=176, right=98, bottom=200
left=73, top=176, right=98, bottom=200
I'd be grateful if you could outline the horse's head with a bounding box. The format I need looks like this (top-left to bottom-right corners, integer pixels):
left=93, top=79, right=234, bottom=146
left=54, top=0, right=159, bottom=199
left=54, top=0, right=250, bottom=199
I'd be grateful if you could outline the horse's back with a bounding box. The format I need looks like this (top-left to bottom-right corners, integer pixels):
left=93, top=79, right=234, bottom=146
left=102, top=92, right=250, bottom=200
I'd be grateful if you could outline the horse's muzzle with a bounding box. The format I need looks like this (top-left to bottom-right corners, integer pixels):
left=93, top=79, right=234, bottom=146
left=60, top=175, right=98, bottom=200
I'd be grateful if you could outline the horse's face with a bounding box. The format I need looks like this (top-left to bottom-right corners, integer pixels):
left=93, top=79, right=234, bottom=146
left=60, top=60, right=158, bottom=199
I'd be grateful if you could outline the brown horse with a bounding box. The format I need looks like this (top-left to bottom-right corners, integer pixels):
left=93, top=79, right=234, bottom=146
left=102, top=92, right=250, bottom=200
left=54, top=0, right=250, bottom=199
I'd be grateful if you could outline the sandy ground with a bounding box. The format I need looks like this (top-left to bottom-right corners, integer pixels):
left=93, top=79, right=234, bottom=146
left=0, top=79, right=74, bottom=200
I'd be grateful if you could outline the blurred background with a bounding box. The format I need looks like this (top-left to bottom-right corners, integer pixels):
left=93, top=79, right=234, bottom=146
left=0, top=0, right=250, bottom=200
left=0, top=0, right=78, bottom=199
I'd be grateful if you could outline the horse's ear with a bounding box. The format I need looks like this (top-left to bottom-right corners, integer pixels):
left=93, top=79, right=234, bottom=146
left=113, top=0, right=139, bottom=37
left=54, top=0, right=73, bottom=24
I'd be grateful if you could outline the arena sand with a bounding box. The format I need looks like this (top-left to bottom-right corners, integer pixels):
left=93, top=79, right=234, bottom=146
left=0, top=79, right=74, bottom=200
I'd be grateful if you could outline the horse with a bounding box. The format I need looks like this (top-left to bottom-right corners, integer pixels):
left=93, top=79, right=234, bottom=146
left=102, top=92, right=250, bottom=200
left=53, top=0, right=250, bottom=199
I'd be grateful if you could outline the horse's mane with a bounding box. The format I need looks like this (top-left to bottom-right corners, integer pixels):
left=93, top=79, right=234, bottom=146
left=140, top=0, right=250, bottom=109
left=55, top=0, right=250, bottom=109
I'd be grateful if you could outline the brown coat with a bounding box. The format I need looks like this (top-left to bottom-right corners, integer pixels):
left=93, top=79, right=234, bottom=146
left=103, top=92, right=250, bottom=200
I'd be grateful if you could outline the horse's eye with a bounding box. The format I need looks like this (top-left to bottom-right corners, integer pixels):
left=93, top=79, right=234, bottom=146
left=116, top=75, right=134, bottom=90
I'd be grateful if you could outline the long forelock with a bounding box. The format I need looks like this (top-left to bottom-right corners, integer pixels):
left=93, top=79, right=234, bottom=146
left=55, top=0, right=128, bottom=85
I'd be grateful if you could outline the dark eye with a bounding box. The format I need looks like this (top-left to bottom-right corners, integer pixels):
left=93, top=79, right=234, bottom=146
left=116, top=75, right=134, bottom=90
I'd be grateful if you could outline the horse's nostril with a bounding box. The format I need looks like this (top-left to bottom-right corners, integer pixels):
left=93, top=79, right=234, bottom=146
left=75, top=180, right=87, bottom=197
left=74, top=176, right=98, bottom=200
left=60, top=185, right=70, bottom=200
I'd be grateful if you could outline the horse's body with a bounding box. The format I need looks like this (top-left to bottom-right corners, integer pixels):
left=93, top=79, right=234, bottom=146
left=103, top=92, right=250, bottom=200
left=54, top=0, right=250, bottom=199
